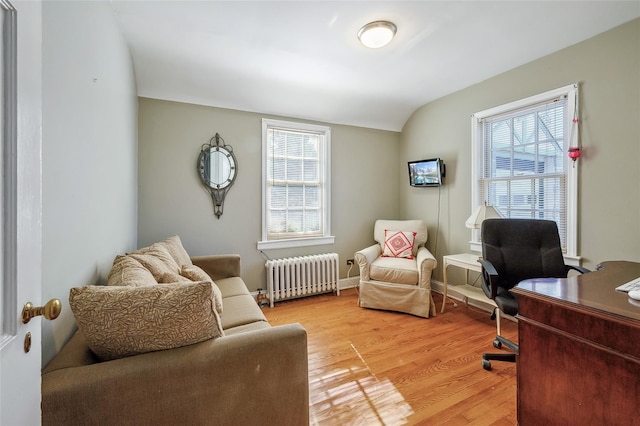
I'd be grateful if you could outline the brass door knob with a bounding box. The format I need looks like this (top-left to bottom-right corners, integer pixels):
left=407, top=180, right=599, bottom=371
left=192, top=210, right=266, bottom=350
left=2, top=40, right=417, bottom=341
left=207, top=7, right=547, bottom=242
left=21, top=299, right=62, bottom=324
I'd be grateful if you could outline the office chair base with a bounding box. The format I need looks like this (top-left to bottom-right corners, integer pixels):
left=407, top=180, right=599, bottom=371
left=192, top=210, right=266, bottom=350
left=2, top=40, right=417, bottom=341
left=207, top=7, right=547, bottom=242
left=482, top=359, right=491, bottom=371
left=482, top=353, right=516, bottom=371
left=494, top=335, right=519, bottom=353
left=483, top=334, right=518, bottom=370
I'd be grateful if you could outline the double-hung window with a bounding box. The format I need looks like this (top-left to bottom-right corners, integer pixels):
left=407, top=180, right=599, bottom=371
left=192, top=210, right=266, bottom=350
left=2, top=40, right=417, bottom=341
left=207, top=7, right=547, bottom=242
left=470, top=84, right=580, bottom=260
left=258, top=119, right=333, bottom=250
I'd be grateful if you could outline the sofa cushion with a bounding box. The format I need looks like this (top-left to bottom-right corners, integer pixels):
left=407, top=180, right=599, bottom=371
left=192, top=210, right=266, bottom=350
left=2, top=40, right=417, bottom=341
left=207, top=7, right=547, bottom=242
left=41, top=331, right=99, bottom=374
left=106, top=255, right=157, bottom=287
left=223, top=320, right=271, bottom=336
left=69, top=281, right=223, bottom=361
left=180, top=265, right=223, bottom=315
left=128, top=243, right=181, bottom=281
left=382, top=230, right=417, bottom=259
left=215, top=276, right=251, bottom=298
left=221, top=294, right=268, bottom=330
left=370, top=256, right=419, bottom=285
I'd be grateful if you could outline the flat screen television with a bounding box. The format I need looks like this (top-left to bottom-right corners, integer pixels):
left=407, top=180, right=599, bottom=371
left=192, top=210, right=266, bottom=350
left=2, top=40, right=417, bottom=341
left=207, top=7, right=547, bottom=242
left=408, top=158, right=445, bottom=187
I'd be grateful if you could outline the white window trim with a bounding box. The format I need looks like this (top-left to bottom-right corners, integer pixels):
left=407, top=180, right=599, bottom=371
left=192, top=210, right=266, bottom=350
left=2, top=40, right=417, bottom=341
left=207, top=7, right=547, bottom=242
left=258, top=118, right=334, bottom=250
left=470, top=83, right=579, bottom=261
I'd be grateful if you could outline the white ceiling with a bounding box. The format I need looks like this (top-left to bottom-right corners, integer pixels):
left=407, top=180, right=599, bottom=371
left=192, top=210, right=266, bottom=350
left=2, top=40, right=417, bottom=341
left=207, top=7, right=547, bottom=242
left=109, top=1, right=640, bottom=131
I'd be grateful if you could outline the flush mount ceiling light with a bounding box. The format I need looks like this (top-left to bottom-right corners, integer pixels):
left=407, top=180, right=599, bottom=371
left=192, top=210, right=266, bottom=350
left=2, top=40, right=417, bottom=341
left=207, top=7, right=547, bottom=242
left=357, top=20, right=397, bottom=49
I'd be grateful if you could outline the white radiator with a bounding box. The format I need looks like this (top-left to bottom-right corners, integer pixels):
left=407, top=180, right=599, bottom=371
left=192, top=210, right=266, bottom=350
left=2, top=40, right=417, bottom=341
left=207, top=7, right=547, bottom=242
left=265, top=253, right=340, bottom=307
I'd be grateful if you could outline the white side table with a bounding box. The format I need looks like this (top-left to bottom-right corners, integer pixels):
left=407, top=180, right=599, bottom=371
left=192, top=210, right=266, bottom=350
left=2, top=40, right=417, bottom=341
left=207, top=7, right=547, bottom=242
left=441, top=253, right=487, bottom=313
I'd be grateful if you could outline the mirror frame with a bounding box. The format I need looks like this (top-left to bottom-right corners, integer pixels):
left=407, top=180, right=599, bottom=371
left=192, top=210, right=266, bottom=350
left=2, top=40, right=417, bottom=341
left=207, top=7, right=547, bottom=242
left=197, top=133, right=237, bottom=218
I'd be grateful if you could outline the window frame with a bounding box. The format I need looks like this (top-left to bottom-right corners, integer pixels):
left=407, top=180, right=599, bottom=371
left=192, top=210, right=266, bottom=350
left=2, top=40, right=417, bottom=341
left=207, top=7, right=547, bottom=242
left=258, top=118, right=334, bottom=250
left=470, top=84, right=580, bottom=264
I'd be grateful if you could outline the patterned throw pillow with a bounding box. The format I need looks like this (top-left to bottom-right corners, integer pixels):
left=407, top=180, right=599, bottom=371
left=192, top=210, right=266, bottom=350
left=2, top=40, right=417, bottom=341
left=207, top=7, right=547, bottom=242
left=128, top=243, right=181, bottom=281
left=158, top=235, right=193, bottom=267
left=106, top=255, right=157, bottom=287
left=382, top=230, right=417, bottom=259
left=69, top=281, right=223, bottom=361
left=181, top=264, right=223, bottom=315
left=158, top=271, right=191, bottom=284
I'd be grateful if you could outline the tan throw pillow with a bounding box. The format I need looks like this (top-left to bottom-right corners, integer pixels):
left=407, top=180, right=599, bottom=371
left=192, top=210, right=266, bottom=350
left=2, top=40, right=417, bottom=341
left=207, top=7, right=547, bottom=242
left=158, top=271, right=190, bottom=284
left=69, top=282, right=223, bottom=361
left=158, top=235, right=193, bottom=267
left=181, top=264, right=223, bottom=315
left=180, top=263, right=211, bottom=282
left=382, top=230, right=417, bottom=259
left=106, top=255, right=157, bottom=287
left=128, top=243, right=181, bottom=281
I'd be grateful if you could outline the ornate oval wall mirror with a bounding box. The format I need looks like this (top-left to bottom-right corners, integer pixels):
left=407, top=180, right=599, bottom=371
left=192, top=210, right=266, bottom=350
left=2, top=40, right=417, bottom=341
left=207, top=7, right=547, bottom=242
left=197, top=133, right=237, bottom=218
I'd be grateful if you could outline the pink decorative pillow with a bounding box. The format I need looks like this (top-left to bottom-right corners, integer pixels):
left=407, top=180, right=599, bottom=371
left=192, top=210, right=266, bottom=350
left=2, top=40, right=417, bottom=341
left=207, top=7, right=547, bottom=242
left=382, top=230, right=417, bottom=259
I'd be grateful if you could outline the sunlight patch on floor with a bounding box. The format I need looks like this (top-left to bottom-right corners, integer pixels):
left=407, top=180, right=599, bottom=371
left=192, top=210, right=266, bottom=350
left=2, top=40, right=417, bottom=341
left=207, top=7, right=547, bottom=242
left=309, top=342, right=414, bottom=425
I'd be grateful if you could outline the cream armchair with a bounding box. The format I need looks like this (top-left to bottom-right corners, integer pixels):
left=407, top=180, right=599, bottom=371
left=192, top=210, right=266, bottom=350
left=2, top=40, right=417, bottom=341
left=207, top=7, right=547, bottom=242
left=355, top=219, right=437, bottom=318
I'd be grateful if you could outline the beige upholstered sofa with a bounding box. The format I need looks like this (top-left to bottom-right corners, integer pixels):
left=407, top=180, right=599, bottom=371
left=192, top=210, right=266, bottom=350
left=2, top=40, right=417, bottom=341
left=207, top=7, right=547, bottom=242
left=355, top=220, right=437, bottom=318
left=42, top=237, right=309, bottom=425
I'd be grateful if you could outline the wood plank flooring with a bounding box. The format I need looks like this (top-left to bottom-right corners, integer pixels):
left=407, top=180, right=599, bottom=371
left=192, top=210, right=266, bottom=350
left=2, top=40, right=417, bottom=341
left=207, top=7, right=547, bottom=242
left=263, top=289, right=517, bottom=426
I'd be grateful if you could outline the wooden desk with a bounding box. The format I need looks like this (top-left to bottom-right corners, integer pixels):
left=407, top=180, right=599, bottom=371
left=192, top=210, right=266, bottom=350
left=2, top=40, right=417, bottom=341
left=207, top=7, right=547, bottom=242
left=512, top=261, right=640, bottom=425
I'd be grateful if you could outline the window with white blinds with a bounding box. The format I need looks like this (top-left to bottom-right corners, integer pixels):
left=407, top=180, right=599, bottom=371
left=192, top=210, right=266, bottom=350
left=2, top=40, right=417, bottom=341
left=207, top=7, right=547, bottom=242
left=258, top=119, right=333, bottom=250
left=471, top=84, right=579, bottom=258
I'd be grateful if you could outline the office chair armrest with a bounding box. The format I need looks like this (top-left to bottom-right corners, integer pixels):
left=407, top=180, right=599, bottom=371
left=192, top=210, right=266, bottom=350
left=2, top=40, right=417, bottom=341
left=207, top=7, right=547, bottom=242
left=478, top=258, right=500, bottom=299
left=566, top=265, right=590, bottom=274
left=478, top=258, right=498, bottom=276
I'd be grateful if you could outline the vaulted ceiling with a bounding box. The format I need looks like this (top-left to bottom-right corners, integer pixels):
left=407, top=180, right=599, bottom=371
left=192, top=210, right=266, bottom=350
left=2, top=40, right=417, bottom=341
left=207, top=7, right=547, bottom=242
left=110, top=1, right=640, bottom=131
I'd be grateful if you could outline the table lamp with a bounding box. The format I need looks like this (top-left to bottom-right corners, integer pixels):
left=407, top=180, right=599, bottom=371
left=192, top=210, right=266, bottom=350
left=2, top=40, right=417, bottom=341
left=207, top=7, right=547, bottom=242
left=465, top=203, right=503, bottom=229
left=466, top=203, right=504, bottom=254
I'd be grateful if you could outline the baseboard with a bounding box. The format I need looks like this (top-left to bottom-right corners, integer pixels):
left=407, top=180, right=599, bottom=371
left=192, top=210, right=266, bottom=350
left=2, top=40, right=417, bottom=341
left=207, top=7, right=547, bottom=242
left=260, top=277, right=500, bottom=317
left=431, top=279, right=495, bottom=313
left=433, top=280, right=518, bottom=322
left=338, top=277, right=493, bottom=313
left=251, top=278, right=357, bottom=302
left=339, top=276, right=359, bottom=290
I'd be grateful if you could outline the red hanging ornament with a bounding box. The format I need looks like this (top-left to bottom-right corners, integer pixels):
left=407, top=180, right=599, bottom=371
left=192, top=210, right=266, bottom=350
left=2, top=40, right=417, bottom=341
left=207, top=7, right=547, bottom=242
left=568, top=146, right=581, bottom=161
left=568, top=91, right=581, bottom=162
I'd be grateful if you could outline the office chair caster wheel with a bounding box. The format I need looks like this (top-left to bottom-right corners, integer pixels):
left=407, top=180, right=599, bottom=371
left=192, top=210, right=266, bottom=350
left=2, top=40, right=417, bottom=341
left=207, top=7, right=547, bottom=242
left=493, top=339, right=502, bottom=349
left=482, top=359, right=492, bottom=371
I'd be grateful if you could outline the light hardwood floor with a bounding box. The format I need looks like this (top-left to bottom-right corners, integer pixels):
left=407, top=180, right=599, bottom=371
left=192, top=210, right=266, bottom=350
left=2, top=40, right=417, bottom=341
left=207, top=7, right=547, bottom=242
left=263, top=288, right=517, bottom=426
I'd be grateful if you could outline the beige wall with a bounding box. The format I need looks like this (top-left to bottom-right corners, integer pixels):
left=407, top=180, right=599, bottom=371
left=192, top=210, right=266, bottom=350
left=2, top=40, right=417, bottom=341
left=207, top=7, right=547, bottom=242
left=41, top=1, right=138, bottom=365
left=36, top=2, right=638, bottom=377
left=138, top=99, right=400, bottom=291
left=402, top=18, right=640, bottom=281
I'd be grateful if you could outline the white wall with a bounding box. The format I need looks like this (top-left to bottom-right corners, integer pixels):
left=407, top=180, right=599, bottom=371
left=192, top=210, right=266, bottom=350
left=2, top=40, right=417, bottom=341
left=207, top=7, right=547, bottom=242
left=41, top=1, right=138, bottom=366
left=402, top=18, right=640, bottom=283
left=137, top=99, right=400, bottom=291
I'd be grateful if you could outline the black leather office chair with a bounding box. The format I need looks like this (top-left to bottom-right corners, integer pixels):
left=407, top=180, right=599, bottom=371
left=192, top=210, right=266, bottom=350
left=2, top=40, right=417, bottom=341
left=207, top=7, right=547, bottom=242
left=479, top=218, right=589, bottom=371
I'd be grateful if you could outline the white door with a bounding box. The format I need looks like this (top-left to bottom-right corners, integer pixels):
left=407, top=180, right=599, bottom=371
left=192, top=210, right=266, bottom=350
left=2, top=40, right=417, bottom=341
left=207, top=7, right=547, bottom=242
left=0, top=1, right=43, bottom=425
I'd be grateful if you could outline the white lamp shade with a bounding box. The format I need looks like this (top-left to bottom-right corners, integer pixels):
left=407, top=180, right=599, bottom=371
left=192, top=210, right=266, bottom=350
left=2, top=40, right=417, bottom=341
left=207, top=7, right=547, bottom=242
left=358, top=21, right=397, bottom=49
left=465, top=204, right=503, bottom=229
